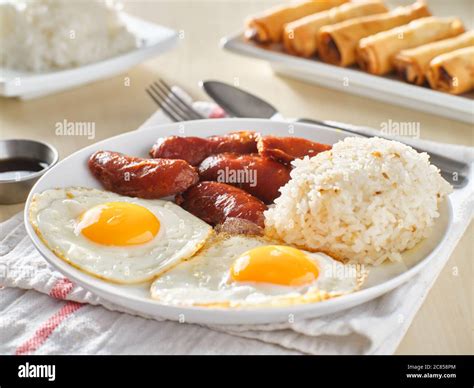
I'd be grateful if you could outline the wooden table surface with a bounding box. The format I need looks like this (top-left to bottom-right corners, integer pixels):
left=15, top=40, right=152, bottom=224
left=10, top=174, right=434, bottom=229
left=0, top=0, right=472, bottom=354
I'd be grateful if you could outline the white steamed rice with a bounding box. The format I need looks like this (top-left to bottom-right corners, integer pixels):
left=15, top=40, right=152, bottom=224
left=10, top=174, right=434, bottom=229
left=264, top=137, right=452, bottom=265
left=0, top=0, right=137, bottom=72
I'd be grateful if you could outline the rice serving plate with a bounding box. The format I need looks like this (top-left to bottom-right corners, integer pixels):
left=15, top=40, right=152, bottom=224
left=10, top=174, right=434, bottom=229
left=24, top=119, right=453, bottom=325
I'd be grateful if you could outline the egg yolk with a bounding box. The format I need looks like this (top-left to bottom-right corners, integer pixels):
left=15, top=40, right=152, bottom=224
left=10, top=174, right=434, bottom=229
left=230, top=245, right=319, bottom=286
left=78, top=202, right=160, bottom=246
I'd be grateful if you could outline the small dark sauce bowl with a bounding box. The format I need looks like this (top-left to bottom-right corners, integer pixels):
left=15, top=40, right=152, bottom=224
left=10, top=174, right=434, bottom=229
left=0, top=139, right=59, bottom=204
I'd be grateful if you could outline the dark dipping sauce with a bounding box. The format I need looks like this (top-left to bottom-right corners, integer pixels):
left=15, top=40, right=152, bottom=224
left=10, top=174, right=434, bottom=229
left=0, top=157, right=48, bottom=181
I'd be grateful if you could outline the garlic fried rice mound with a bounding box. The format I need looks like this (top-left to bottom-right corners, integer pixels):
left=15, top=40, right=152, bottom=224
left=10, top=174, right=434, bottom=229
left=264, top=137, right=452, bottom=265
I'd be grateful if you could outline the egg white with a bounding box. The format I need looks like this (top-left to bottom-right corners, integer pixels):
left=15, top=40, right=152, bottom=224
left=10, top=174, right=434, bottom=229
left=29, top=187, right=213, bottom=284
left=150, top=235, right=366, bottom=308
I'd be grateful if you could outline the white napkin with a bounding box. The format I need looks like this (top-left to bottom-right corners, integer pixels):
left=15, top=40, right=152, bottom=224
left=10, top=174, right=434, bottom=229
left=0, top=94, right=472, bottom=355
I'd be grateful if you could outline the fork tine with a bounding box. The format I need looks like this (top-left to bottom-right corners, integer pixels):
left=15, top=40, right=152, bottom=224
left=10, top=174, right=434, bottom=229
left=146, top=79, right=206, bottom=122
left=152, top=81, right=194, bottom=121
left=149, top=83, right=187, bottom=121
left=152, top=81, right=197, bottom=121
left=157, top=80, right=205, bottom=120
left=150, top=82, right=196, bottom=122
left=146, top=87, right=181, bottom=122
left=146, top=87, right=182, bottom=122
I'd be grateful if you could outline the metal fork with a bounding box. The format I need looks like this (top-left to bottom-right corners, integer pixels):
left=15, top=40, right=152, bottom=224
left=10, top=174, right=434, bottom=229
left=146, top=79, right=206, bottom=122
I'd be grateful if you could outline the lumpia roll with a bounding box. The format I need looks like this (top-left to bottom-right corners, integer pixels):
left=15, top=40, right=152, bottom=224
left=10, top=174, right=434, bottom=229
left=393, top=30, right=474, bottom=85
left=427, top=47, right=474, bottom=94
left=356, top=17, right=464, bottom=75
left=283, top=0, right=388, bottom=57
left=317, top=1, right=430, bottom=66
left=245, top=0, right=348, bottom=44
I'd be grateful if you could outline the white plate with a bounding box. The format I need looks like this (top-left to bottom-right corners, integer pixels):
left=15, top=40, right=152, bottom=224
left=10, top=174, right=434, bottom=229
left=221, top=33, right=474, bottom=124
left=0, top=13, right=178, bottom=99
left=24, top=118, right=452, bottom=325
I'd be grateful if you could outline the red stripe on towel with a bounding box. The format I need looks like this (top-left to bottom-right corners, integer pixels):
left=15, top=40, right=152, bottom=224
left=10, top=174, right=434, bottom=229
left=15, top=301, right=83, bottom=355
left=15, top=277, right=82, bottom=355
left=49, top=278, right=74, bottom=299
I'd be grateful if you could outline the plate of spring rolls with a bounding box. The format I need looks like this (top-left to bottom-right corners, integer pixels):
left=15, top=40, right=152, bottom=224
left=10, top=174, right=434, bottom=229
left=221, top=0, right=474, bottom=123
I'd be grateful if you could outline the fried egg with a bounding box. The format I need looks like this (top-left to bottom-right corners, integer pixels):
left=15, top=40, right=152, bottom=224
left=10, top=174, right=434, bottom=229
left=150, top=235, right=366, bottom=308
left=29, top=187, right=213, bottom=284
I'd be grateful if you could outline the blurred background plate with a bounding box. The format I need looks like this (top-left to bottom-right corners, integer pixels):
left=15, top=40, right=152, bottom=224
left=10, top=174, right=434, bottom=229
left=221, top=33, right=474, bottom=124
left=0, top=13, right=178, bottom=99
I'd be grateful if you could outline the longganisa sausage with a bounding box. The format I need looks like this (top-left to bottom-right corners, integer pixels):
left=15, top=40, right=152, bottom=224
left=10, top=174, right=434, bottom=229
left=149, top=131, right=259, bottom=166
left=198, top=152, right=290, bottom=204
left=176, top=181, right=267, bottom=228
left=257, top=136, right=332, bottom=165
left=89, top=150, right=199, bottom=199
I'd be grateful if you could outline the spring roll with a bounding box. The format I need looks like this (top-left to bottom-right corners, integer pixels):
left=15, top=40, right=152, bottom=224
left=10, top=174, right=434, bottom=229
left=427, top=47, right=474, bottom=95
left=393, top=31, right=474, bottom=85
left=356, top=17, right=464, bottom=75
left=283, top=0, right=388, bottom=57
left=245, top=0, right=348, bottom=44
left=317, top=1, right=430, bottom=66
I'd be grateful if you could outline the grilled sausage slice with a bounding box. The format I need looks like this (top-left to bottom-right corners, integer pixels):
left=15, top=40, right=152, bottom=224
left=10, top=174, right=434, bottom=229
left=149, top=136, right=213, bottom=166
left=89, top=150, right=198, bottom=199
left=257, top=136, right=332, bottom=165
left=198, top=153, right=290, bottom=204
left=207, top=131, right=258, bottom=154
left=149, top=131, right=259, bottom=166
left=176, top=181, right=267, bottom=228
